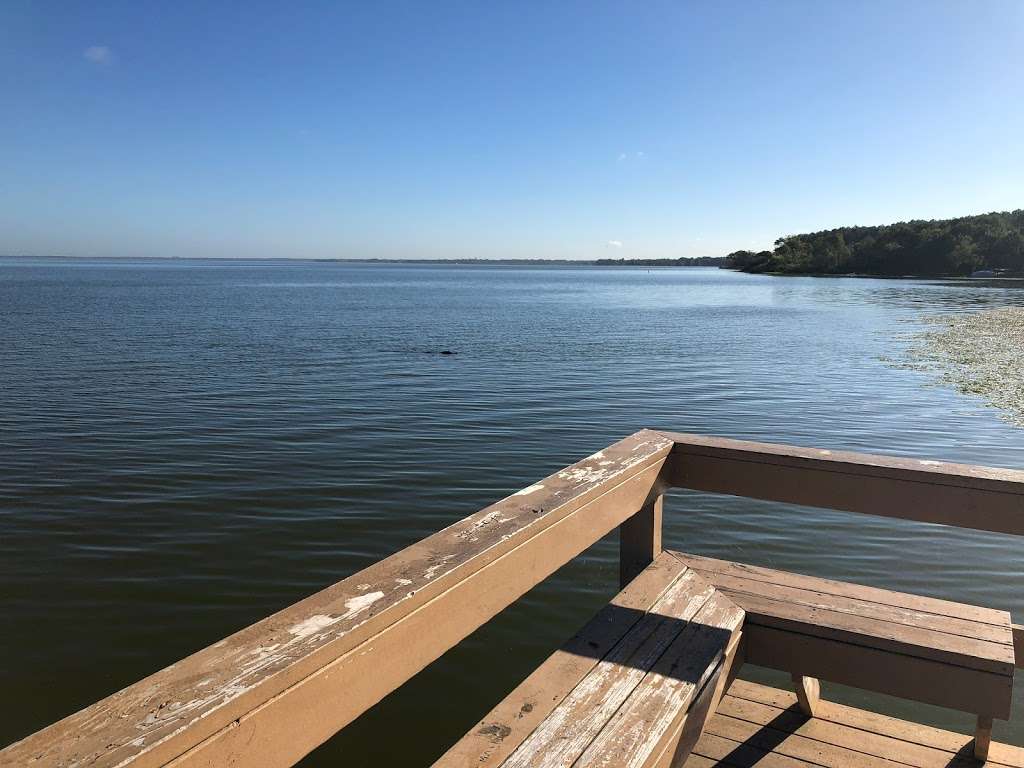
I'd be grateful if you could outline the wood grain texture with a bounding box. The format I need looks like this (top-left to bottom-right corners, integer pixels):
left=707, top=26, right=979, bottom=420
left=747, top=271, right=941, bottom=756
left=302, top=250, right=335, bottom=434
left=976, top=716, right=994, bottom=762
left=1, top=430, right=673, bottom=768
left=647, top=631, right=744, bottom=768
left=441, top=567, right=743, bottom=768
left=658, top=430, right=1024, bottom=535
left=696, top=679, right=1024, bottom=768
left=742, top=623, right=1013, bottom=719
left=501, top=570, right=717, bottom=768
left=673, top=552, right=1008, bottom=627
left=671, top=552, right=1014, bottom=693
left=574, top=592, right=742, bottom=768
left=432, top=552, right=688, bottom=768
left=620, top=494, right=664, bottom=587
left=791, top=675, right=819, bottom=717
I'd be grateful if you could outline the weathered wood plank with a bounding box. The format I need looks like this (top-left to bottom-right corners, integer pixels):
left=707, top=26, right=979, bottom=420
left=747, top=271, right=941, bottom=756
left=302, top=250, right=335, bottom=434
left=673, top=552, right=1009, bottom=627
left=790, top=674, right=819, bottom=717
left=708, top=589, right=1013, bottom=674
left=1014, top=623, right=1024, bottom=668
left=692, top=730, right=819, bottom=768
left=741, top=624, right=1014, bottom=718
left=431, top=552, right=688, bottom=768
left=705, top=713, right=906, bottom=768
left=0, top=430, right=673, bottom=768
left=716, top=695, right=959, bottom=768
left=574, top=592, right=743, bottom=768
left=976, top=716, right=995, bottom=762
left=675, top=556, right=1012, bottom=644
left=649, top=631, right=743, bottom=768
left=162, top=460, right=669, bottom=768
left=722, top=680, right=1024, bottom=768
left=658, top=431, right=1024, bottom=535
left=501, top=571, right=716, bottom=768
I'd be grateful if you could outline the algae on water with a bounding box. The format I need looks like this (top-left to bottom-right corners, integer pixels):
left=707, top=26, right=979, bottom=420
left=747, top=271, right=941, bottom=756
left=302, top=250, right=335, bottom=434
left=899, top=307, right=1024, bottom=427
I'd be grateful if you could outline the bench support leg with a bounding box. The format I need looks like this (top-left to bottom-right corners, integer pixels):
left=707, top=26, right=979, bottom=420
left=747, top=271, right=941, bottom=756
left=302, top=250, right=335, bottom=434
left=619, top=494, right=663, bottom=588
left=974, top=715, right=993, bottom=762
left=791, top=674, right=820, bottom=717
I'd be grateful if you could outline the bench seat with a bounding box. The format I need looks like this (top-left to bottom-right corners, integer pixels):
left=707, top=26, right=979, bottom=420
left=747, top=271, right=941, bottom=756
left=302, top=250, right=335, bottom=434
left=672, top=551, right=1016, bottom=721
left=434, top=553, right=744, bottom=768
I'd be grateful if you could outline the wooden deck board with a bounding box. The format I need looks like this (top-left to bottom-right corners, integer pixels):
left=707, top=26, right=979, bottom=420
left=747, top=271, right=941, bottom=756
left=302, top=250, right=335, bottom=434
left=688, top=680, right=1024, bottom=768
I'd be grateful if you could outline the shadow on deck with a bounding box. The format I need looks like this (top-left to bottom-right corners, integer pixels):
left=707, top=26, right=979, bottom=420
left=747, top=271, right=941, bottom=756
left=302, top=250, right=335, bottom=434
left=692, top=680, right=1024, bottom=768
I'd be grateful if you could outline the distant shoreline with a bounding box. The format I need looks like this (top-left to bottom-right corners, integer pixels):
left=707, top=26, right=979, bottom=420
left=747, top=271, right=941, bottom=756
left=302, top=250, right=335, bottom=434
left=6, top=255, right=1024, bottom=281
left=0, top=254, right=729, bottom=267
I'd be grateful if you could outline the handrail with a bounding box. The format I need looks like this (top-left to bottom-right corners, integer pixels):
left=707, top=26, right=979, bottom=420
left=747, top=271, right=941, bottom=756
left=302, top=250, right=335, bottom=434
left=3, top=429, right=1023, bottom=768
left=659, top=431, right=1024, bottom=536
left=0, top=430, right=672, bottom=768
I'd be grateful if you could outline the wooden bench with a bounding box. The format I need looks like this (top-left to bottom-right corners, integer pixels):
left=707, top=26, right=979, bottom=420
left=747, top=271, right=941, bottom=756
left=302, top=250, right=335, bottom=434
left=434, top=553, right=745, bottom=768
left=673, top=551, right=1016, bottom=760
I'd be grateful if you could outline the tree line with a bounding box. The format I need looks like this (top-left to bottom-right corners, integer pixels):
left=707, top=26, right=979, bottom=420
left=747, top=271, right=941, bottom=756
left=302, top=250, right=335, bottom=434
left=725, top=209, right=1024, bottom=276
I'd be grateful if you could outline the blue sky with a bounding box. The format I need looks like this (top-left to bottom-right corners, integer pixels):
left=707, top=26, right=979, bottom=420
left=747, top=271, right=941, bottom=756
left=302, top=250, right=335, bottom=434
left=2, top=1, right=1022, bottom=260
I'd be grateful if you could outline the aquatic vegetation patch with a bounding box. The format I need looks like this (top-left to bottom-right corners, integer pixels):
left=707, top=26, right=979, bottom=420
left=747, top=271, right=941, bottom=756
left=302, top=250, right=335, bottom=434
left=899, top=307, right=1024, bottom=426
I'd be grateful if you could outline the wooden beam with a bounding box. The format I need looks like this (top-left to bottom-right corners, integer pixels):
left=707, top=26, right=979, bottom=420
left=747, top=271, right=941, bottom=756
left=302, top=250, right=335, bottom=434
left=0, top=430, right=673, bottom=768
left=1014, top=623, right=1024, bottom=668
left=658, top=431, right=1024, bottom=536
left=620, top=494, right=664, bottom=587
left=975, top=715, right=994, bottom=762
left=741, top=623, right=1013, bottom=719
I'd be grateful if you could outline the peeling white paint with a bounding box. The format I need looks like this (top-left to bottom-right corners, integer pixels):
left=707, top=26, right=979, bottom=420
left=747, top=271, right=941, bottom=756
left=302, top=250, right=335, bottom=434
left=396, top=578, right=413, bottom=586
left=456, top=508, right=513, bottom=540
left=558, top=466, right=614, bottom=485
left=424, top=552, right=457, bottom=579
left=289, top=614, right=339, bottom=639
left=341, top=591, right=385, bottom=620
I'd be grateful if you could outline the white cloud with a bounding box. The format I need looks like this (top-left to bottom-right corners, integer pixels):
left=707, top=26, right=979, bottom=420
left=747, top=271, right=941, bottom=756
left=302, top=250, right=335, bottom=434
left=83, top=46, right=114, bottom=65
left=617, top=151, right=646, bottom=164
left=607, top=240, right=623, bottom=248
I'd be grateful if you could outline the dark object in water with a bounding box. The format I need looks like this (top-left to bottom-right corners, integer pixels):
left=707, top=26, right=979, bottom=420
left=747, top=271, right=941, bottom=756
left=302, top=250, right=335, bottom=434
left=439, top=350, right=456, bottom=355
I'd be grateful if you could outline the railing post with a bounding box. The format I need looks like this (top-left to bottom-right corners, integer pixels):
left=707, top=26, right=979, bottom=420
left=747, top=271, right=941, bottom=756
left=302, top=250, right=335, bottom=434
left=975, top=716, right=993, bottom=761
left=619, top=493, right=663, bottom=587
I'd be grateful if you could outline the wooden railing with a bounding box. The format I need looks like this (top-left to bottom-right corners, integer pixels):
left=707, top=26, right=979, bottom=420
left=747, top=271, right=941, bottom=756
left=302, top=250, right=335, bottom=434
left=2, top=429, right=1023, bottom=768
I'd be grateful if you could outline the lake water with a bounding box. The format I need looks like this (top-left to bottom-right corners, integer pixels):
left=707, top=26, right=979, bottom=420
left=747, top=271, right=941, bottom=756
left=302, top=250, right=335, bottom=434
left=2, top=259, right=1023, bottom=763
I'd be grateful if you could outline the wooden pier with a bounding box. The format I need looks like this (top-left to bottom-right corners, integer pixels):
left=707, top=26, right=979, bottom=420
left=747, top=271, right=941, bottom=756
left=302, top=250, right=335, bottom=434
left=2, top=430, right=1023, bottom=767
